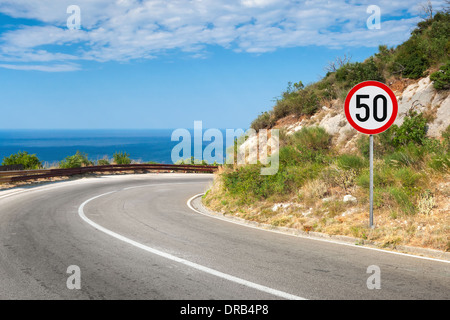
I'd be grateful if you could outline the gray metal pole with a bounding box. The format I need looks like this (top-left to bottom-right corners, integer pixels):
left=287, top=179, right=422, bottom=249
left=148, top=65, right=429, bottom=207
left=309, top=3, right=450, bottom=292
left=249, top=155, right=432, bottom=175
left=369, top=134, right=374, bottom=229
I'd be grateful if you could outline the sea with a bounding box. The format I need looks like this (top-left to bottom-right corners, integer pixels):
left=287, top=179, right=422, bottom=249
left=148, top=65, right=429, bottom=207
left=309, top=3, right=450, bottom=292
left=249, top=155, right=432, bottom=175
left=0, top=129, right=229, bottom=167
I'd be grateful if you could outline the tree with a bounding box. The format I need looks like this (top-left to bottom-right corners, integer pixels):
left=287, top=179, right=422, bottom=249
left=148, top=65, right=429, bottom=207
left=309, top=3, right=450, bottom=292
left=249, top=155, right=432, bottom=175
left=420, top=0, right=434, bottom=20
left=325, top=54, right=352, bottom=73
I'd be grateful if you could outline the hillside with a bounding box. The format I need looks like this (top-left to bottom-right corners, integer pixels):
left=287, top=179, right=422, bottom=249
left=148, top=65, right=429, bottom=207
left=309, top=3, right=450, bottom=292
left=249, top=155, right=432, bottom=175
left=250, top=11, right=450, bottom=134
left=203, top=11, right=450, bottom=253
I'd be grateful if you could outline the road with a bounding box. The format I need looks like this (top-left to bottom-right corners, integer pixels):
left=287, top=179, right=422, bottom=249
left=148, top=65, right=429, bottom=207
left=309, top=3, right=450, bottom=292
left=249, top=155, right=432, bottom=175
left=0, top=173, right=448, bottom=300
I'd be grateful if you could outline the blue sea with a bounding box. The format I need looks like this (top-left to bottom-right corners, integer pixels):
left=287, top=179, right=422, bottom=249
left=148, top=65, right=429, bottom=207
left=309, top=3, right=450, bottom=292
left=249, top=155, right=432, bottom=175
left=0, top=129, right=228, bottom=166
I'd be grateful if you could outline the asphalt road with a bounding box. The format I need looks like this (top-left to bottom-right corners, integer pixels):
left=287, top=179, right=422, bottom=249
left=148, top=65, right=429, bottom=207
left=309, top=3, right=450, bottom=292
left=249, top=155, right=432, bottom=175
left=0, top=173, right=448, bottom=300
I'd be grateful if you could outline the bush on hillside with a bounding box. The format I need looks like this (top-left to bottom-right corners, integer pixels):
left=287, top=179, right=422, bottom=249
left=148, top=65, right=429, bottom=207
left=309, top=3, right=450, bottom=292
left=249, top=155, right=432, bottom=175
left=97, top=158, right=110, bottom=166
left=392, top=37, right=430, bottom=79
left=273, top=86, right=321, bottom=120
left=430, top=61, right=450, bottom=89
left=2, top=151, right=42, bottom=170
left=391, top=111, right=428, bottom=148
left=335, top=57, right=384, bottom=88
left=59, top=151, right=92, bottom=169
left=358, top=111, right=429, bottom=159
left=392, top=12, right=450, bottom=79
left=113, top=152, right=132, bottom=165
left=336, top=154, right=367, bottom=171
left=291, top=126, right=332, bottom=151
left=251, top=111, right=274, bottom=131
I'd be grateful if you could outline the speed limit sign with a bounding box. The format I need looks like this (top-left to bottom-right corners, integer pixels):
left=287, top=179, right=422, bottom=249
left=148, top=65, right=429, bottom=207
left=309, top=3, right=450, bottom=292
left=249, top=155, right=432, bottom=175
left=344, top=81, right=398, bottom=229
left=344, top=81, right=398, bottom=135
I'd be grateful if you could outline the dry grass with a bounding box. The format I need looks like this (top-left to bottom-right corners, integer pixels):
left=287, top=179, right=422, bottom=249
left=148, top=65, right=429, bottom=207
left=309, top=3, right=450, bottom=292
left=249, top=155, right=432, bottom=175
left=203, top=172, right=450, bottom=252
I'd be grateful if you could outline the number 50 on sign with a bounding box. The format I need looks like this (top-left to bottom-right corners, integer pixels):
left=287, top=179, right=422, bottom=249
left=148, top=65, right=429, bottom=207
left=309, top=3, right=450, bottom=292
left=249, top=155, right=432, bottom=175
left=345, top=81, right=398, bottom=135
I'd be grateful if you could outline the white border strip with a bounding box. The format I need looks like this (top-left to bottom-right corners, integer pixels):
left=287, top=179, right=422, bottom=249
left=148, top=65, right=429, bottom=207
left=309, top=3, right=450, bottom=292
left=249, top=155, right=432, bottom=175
left=78, top=189, right=306, bottom=300
left=187, top=194, right=450, bottom=264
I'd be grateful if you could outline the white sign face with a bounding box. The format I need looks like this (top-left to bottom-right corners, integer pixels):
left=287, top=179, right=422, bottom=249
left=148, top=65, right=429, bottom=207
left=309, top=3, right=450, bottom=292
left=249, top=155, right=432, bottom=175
left=344, top=81, right=398, bottom=135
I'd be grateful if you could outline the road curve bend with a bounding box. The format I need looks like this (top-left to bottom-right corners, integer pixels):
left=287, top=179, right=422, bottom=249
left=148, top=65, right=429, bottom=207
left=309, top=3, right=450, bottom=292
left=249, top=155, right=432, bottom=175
left=0, top=173, right=448, bottom=300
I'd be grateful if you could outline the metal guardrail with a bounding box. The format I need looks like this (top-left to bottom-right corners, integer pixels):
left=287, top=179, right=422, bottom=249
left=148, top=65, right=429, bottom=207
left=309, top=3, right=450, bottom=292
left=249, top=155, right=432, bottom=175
left=0, top=164, right=24, bottom=171
left=0, top=164, right=218, bottom=184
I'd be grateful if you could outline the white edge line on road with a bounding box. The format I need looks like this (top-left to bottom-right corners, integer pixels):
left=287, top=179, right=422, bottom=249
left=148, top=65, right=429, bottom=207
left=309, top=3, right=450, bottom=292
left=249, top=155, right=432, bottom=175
left=187, top=194, right=450, bottom=265
left=78, top=189, right=306, bottom=300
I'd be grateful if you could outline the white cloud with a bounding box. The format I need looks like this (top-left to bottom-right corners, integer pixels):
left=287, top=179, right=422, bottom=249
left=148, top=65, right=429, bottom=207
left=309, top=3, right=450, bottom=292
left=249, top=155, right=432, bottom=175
left=0, top=0, right=433, bottom=71
left=0, top=63, right=81, bottom=72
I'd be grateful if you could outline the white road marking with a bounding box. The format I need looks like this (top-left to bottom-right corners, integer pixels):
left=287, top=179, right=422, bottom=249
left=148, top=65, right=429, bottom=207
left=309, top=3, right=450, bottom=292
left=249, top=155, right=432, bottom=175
left=187, top=194, right=450, bottom=264
left=3, top=174, right=447, bottom=299
left=78, top=188, right=306, bottom=300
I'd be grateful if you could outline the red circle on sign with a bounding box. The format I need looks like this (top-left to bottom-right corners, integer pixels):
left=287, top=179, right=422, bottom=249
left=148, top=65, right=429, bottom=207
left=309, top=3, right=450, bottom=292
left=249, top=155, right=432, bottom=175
left=344, top=81, right=398, bottom=135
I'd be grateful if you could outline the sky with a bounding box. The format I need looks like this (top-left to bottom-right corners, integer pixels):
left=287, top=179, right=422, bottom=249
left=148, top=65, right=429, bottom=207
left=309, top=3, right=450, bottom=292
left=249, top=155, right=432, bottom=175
left=0, top=0, right=446, bottom=130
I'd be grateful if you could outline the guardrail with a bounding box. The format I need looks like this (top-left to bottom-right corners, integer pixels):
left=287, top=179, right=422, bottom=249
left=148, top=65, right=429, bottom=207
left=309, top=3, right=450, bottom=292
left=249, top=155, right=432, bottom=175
left=0, top=163, right=219, bottom=184
left=0, top=164, right=24, bottom=171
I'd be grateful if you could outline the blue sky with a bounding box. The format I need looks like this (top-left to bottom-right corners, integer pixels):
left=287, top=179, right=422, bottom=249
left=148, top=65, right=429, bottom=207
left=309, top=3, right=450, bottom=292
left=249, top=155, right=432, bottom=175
left=0, top=0, right=445, bottom=130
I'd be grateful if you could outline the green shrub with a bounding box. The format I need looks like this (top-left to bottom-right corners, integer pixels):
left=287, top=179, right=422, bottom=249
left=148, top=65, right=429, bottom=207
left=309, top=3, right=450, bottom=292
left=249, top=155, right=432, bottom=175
left=442, top=125, right=450, bottom=152
left=286, top=162, right=323, bottom=186
left=392, top=37, right=430, bottom=79
left=272, top=100, right=291, bottom=120
left=296, top=145, right=331, bottom=164
left=356, top=165, right=396, bottom=189
left=291, top=126, right=331, bottom=151
left=2, top=151, right=42, bottom=170
left=336, top=154, right=367, bottom=171
left=385, top=143, right=427, bottom=169
left=360, top=111, right=430, bottom=164
left=282, top=127, right=333, bottom=164
left=278, top=146, right=303, bottom=167
left=357, top=127, right=396, bottom=159
left=60, top=151, right=92, bottom=169
left=322, top=166, right=357, bottom=192
left=388, top=187, right=416, bottom=215
left=335, top=57, right=384, bottom=88
left=430, top=62, right=450, bottom=90
left=97, top=158, right=110, bottom=166
left=391, top=111, right=428, bottom=148
left=428, top=153, right=450, bottom=172
left=222, top=164, right=268, bottom=201
left=394, top=167, right=422, bottom=190
left=113, top=152, right=132, bottom=165
left=392, top=12, right=450, bottom=79
left=314, top=77, right=337, bottom=101
left=251, top=111, right=274, bottom=131
left=221, top=158, right=323, bottom=203
left=272, top=82, right=322, bottom=122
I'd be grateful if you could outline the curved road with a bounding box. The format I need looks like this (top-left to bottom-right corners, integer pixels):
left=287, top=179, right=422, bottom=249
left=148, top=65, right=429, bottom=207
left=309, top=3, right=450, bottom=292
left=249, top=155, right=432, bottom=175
left=0, top=173, right=448, bottom=300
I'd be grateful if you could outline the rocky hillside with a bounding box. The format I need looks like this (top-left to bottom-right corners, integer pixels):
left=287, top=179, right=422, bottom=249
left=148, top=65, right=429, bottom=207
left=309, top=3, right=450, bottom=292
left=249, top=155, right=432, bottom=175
left=238, top=74, right=449, bottom=168
left=246, top=11, right=450, bottom=156
left=275, top=76, right=449, bottom=152
left=204, top=11, right=449, bottom=253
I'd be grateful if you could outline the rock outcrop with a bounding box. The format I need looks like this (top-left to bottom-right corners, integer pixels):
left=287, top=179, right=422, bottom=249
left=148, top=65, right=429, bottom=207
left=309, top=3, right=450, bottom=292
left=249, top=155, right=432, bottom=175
left=241, top=76, right=449, bottom=158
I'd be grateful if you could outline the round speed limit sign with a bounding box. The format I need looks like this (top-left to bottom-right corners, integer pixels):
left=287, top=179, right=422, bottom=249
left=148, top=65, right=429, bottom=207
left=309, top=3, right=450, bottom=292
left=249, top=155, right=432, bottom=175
left=344, top=81, right=398, bottom=135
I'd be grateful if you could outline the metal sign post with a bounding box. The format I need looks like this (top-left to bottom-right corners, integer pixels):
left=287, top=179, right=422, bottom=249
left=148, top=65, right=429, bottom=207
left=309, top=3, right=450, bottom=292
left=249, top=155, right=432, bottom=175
left=344, top=81, right=398, bottom=229
left=369, top=134, right=374, bottom=229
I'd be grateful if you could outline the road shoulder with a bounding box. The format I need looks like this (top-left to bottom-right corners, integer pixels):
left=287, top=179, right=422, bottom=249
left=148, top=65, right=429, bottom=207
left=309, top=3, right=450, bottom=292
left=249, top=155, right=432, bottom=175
left=189, top=194, right=450, bottom=263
